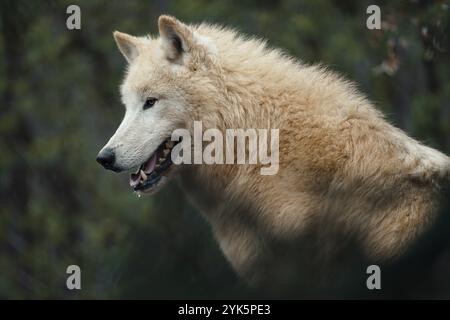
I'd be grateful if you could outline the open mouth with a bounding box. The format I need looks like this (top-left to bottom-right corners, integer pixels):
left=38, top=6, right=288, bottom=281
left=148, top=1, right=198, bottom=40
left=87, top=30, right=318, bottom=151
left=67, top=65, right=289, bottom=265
left=129, top=138, right=179, bottom=193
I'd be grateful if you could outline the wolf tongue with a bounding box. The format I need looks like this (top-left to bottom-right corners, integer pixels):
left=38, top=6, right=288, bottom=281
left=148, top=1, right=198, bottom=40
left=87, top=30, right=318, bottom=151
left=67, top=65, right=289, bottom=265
left=143, top=153, right=157, bottom=174
left=129, top=153, right=158, bottom=187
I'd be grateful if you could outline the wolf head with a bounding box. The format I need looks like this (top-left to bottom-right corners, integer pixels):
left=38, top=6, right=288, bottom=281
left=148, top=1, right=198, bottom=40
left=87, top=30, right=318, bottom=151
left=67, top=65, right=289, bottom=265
left=97, top=15, right=218, bottom=194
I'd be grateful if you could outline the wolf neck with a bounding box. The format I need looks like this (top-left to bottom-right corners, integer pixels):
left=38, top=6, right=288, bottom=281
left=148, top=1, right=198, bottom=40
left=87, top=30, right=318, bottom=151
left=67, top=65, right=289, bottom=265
left=180, top=58, right=286, bottom=222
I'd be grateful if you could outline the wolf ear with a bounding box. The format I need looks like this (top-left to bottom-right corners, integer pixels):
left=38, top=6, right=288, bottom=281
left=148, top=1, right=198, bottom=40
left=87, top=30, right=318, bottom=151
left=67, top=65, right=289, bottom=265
left=113, top=31, right=140, bottom=63
left=158, top=15, right=195, bottom=63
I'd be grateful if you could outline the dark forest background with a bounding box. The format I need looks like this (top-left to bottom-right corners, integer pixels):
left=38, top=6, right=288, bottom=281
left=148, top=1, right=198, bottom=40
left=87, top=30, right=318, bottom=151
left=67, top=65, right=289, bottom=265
left=0, top=0, right=449, bottom=299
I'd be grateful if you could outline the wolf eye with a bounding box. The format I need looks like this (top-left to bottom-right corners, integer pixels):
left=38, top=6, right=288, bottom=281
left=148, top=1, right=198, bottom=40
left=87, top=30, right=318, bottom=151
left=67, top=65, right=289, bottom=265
left=143, top=97, right=158, bottom=110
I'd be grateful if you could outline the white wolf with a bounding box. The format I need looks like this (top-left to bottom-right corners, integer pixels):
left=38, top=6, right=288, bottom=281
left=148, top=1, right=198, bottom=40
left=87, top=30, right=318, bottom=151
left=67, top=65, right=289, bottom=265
left=97, top=15, right=450, bottom=294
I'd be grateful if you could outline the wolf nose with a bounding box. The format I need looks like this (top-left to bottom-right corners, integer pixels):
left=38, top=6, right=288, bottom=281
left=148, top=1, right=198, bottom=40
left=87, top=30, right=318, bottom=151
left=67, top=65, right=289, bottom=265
left=96, top=148, right=116, bottom=170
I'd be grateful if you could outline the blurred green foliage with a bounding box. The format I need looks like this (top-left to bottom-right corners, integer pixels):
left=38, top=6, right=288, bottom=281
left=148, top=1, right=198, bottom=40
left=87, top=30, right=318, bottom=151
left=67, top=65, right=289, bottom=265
left=0, top=0, right=449, bottom=299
